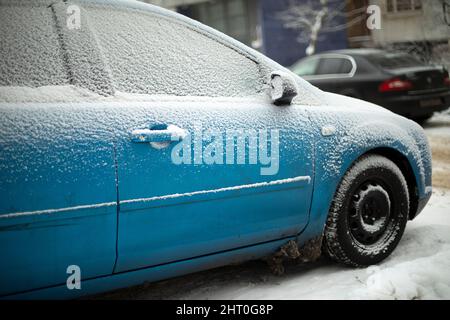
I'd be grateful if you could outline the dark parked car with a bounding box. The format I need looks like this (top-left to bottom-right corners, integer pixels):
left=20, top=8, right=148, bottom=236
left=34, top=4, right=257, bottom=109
left=291, top=49, right=450, bottom=122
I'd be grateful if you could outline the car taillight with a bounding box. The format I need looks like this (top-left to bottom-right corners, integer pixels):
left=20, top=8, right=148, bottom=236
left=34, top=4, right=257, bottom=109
left=444, top=76, right=450, bottom=87
left=378, top=78, right=413, bottom=92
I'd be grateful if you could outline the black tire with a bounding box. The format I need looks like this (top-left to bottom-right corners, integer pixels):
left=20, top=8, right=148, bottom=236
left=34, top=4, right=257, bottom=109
left=339, top=90, right=361, bottom=99
left=323, top=155, right=409, bottom=267
left=413, top=113, right=433, bottom=125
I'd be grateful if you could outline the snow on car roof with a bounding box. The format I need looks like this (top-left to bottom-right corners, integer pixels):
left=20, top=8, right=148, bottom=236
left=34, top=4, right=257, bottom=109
left=325, top=49, right=387, bottom=56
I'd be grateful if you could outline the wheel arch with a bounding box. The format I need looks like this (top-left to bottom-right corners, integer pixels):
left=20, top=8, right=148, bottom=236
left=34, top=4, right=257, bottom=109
left=297, top=117, right=429, bottom=249
left=364, top=147, right=419, bottom=221
left=338, top=89, right=362, bottom=99
left=297, top=144, right=422, bottom=248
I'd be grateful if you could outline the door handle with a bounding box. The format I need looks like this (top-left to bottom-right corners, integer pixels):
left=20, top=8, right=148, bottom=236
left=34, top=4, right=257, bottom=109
left=131, top=125, right=187, bottom=144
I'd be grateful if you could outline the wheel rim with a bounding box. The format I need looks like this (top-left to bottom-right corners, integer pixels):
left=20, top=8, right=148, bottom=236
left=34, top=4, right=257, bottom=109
left=348, top=181, right=392, bottom=245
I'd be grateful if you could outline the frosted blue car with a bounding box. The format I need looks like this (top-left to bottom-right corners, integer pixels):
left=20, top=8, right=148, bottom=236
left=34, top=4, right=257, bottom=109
left=0, top=0, right=432, bottom=299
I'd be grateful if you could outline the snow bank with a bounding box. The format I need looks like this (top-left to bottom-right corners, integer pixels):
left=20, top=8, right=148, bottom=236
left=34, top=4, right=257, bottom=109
left=352, top=189, right=450, bottom=299
left=356, top=247, right=450, bottom=299
left=425, top=112, right=450, bottom=138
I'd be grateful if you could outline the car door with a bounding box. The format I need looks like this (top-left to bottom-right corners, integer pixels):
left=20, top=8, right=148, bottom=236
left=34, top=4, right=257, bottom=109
left=325, top=55, right=358, bottom=95
left=0, top=3, right=117, bottom=296
left=83, top=4, right=315, bottom=272
left=302, top=55, right=356, bottom=93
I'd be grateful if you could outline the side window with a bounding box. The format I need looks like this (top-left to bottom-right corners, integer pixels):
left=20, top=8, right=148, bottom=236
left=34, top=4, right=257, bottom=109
left=0, top=4, right=69, bottom=87
left=340, top=58, right=353, bottom=74
left=316, top=57, right=354, bottom=75
left=291, top=58, right=320, bottom=76
left=85, top=6, right=263, bottom=97
left=316, top=58, right=344, bottom=75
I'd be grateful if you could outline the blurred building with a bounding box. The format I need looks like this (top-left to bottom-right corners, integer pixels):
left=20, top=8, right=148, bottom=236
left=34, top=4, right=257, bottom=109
left=369, top=0, right=449, bottom=45
left=348, top=0, right=450, bottom=67
left=371, top=0, right=450, bottom=65
left=345, top=0, right=373, bottom=48
left=140, top=0, right=450, bottom=68
left=141, top=0, right=349, bottom=66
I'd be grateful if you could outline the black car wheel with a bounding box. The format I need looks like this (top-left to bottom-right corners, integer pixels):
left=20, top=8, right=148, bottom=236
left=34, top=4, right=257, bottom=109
left=323, top=155, right=409, bottom=267
left=413, top=113, right=433, bottom=125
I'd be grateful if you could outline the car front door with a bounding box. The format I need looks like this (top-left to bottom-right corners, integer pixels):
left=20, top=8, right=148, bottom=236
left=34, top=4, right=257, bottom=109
left=83, top=4, right=315, bottom=272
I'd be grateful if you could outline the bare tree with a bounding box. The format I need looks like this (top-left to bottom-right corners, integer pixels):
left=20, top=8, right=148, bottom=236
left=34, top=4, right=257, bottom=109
left=382, top=0, right=450, bottom=69
left=444, top=0, right=450, bottom=26
left=277, top=0, right=367, bottom=56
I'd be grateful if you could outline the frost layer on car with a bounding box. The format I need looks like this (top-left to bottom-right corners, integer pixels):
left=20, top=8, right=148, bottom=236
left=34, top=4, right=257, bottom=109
left=314, top=93, right=428, bottom=179
left=0, top=5, right=69, bottom=87
left=0, top=86, right=103, bottom=103
left=84, top=4, right=264, bottom=98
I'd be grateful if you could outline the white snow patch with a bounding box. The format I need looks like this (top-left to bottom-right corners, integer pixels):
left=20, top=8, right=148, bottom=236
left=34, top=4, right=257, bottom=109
left=121, top=176, right=311, bottom=205
left=0, top=201, right=116, bottom=220
left=353, top=250, right=450, bottom=299
left=321, top=125, right=336, bottom=137
left=0, top=85, right=103, bottom=103
left=424, top=112, right=450, bottom=138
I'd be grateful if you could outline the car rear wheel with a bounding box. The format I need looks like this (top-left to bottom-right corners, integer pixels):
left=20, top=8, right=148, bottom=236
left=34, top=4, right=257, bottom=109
left=323, top=155, right=409, bottom=267
left=413, top=113, right=433, bottom=125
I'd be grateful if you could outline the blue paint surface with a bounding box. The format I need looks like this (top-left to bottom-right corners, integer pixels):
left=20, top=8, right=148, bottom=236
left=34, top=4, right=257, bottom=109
left=0, top=104, right=118, bottom=296
left=0, top=0, right=431, bottom=299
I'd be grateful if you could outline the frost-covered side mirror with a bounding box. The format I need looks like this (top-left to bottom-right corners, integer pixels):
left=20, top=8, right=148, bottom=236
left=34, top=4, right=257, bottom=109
left=270, top=71, right=298, bottom=106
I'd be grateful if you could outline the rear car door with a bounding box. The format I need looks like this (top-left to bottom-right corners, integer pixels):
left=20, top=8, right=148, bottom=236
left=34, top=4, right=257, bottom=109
left=0, top=2, right=117, bottom=296
left=313, top=56, right=353, bottom=92
left=297, top=55, right=356, bottom=94
left=82, top=3, right=315, bottom=272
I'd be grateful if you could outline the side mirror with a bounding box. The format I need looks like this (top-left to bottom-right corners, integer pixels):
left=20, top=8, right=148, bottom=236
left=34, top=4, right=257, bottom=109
left=270, top=71, right=298, bottom=106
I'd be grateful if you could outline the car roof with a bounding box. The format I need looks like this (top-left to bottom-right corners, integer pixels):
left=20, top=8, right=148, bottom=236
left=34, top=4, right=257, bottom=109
left=317, top=48, right=408, bottom=58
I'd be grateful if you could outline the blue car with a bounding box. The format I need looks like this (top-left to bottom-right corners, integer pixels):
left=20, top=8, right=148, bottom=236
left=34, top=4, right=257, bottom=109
left=0, top=0, right=432, bottom=299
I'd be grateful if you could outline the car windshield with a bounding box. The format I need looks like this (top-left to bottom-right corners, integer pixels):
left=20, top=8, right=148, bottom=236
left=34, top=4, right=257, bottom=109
left=369, top=53, right=426, bottom=70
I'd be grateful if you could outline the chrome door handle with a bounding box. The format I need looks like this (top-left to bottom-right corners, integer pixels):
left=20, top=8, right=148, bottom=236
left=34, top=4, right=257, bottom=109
left=131, top=125, right=187, bottom=143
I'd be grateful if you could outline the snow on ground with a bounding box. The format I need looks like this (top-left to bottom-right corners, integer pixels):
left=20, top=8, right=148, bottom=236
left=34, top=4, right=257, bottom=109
left=424, top=111, right=450, bottom=138
left=424, top=112, right=450, bottom=190
left=95, top=111, right=450, bottom=301
left=96, top=188, right=450, bottom=300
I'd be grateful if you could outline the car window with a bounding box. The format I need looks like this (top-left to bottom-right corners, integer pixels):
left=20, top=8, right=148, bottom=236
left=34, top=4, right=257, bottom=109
left=340, top=58, right=353, bottom=74
left=84, top=6, right=263, bottom=97
left=316, top=58, right=345, bottom=75
left=291, top=58, right=320, bottom=76
left=0, top=4, right=69, bottom=87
